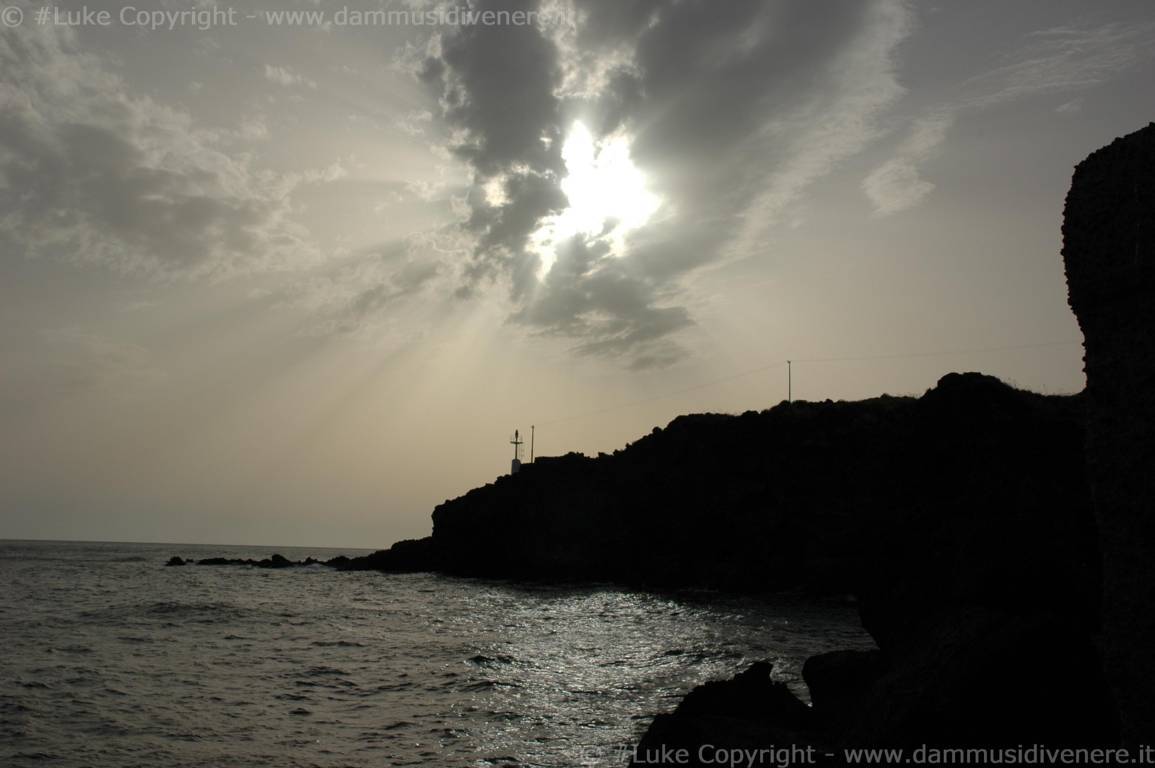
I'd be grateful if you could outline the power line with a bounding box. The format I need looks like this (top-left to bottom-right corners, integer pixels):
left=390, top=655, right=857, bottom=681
left=536, top=339, right=1081, bottom=427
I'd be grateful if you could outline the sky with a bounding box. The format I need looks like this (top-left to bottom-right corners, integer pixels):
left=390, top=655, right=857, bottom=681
left=1, top=0, right=1153, bottom=547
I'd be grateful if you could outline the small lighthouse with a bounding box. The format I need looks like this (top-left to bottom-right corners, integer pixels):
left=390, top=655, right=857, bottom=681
left=510, top=429, right=524, bottom=475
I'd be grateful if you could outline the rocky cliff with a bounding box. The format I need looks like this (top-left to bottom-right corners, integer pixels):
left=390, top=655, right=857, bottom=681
left=422, top=373, right=1097, bottom=607
left=624, top=375, right=1117, bottom=758
left=1063, top=121, right=1155, bottom=746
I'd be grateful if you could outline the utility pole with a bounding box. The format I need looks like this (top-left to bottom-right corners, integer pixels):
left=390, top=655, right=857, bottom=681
left=530, top=425, right=535, bottom=463
left=787, top=360, right=792, bottom=403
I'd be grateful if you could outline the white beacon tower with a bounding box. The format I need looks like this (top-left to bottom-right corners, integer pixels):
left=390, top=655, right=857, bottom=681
left=509, top=429, right=524, bottom=475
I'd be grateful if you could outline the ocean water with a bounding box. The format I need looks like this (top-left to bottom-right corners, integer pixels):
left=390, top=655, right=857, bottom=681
left=0, top=540, right=875, bottom=767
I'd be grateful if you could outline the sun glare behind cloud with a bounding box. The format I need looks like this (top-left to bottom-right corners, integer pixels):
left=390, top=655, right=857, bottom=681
left=531, top=121, right=660, bottom=278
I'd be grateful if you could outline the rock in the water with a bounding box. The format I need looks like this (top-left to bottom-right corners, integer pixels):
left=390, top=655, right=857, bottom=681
left=1063, top=121, right=1155, bottom=745
left=630, top=662, right=820, bottom=767
left=165, top=556, right=186, bottom=566
left=196, top=557, right=235, bottom=566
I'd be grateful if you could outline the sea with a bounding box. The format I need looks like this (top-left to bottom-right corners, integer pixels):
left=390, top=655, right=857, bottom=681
left=0, top=540, right=876, bottom=767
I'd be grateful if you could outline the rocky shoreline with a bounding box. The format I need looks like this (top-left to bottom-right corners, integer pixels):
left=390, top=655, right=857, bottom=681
left=169, top=123, right=1155, bottom=754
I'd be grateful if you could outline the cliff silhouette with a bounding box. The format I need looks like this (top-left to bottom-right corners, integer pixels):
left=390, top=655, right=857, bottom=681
left=334, top=373, right=1096, bottom=604
left=1063, top=121, right=1155, bottom=746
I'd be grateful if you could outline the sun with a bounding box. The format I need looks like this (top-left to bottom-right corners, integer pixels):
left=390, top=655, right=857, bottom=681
left=530, top=121, right=660, bottom=277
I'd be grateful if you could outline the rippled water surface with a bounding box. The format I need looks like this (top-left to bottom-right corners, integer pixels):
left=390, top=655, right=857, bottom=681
left=0, top=540, right=874, bottom=767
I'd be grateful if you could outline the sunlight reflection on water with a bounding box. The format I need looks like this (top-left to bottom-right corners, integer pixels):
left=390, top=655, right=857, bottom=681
left=0, top=540, right=875, bottom=767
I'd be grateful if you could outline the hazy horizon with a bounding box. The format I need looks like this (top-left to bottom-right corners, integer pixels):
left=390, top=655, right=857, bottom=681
left=3, top=0, right=1153, bottom=547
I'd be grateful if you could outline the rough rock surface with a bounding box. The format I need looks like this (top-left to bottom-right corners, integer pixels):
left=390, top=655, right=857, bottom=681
left=1063, top=121, right=1155, bottom=745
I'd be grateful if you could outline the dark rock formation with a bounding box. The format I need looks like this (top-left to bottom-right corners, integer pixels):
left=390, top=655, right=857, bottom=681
left=328, top=537, right=435, bottom=572
left=1063, top=122, right=1155, bottom=745
left=638, top=612, right=1117, bottom=762
left=167, top=544, right=437, bottom=572
left=630, top=663, right=824, bottom=768
left=802, top=650, right=884, bottom=734
left=622, top=376, right=1116, bottom=753
left=426, top=373, right=1097, bottom=603
left=180, top=555, right=323, bottom=568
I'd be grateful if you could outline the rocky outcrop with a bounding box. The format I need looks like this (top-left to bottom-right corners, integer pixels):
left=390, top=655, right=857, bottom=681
left=328, top=537, right=435, bottom=572
left=630, top=663, right=825, bottom=767
left=637, top=611, right=1117, bottom=762
left=1063, top=122, right=1155, bottom=745
left=168, top=540, right=435, bottom=571
left=425, top=373, right=1097, bottom=602
left=630, top=377, right=1118, bottom=752
left=171, top=553, right=321, bottom=568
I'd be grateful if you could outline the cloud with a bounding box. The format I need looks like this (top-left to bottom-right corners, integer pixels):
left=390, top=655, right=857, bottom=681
left=864, top=21, right=1155, bottom=216
left=422, top=0, right=916, bottom=366
left=863, top=113, right=953, bottom=216
left=963, top=23, right=1154, bottom=108
left=421, top=0, right=566, bottom=295
left=0, top=21, right=322, bottom=278
left=264, top=64, right=317, bottom=89
left=734, top=0, right=912, bottom=243
left=513, top=235, right=691, bottom=364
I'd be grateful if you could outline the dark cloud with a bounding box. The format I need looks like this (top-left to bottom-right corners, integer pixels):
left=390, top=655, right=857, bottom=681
left=424, top=0, right=912, bottom=367
left=513, top=235, right=690, bottom=362
left=422, top=0, right=568, bottom=302
left=464, top=170, right=568, bottom=297
left=427, top=0, right=564, bottom=176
